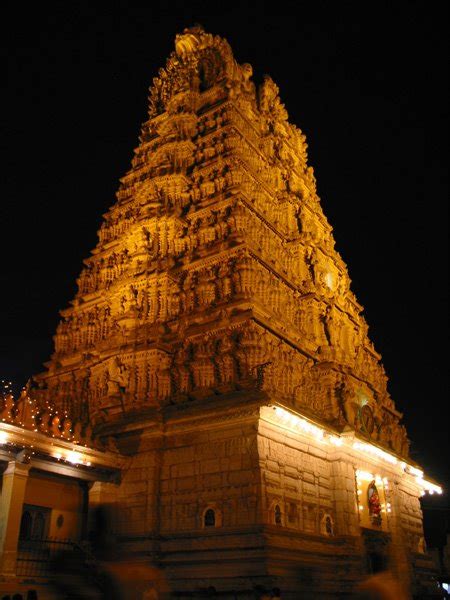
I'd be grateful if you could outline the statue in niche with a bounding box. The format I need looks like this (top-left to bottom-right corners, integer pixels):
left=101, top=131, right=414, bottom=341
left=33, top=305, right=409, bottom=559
left=197, top=270, right=216, bottom=306
left=172, top=344, right=193, bottom=396
left=371, top=400, right=384, bottom=439
left=168, top=289, right=181, bottom=318
left=156, top=364, right=171, bottom=401
left=191, top=341, right=215, bottom=389
left=367, top=480, right=382, bottom=526
left=216, top=336, right=235, bottom=386
left=360, top=404, right=375, bottom=435
left=323, top=304, right=341, bottom=347
left=106, top=358, right=129, bottom=397
left=217, top=262, right=232, bottom=301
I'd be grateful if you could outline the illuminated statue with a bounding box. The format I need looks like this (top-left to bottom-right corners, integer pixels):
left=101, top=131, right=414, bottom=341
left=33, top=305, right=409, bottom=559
left=368, top=480, right=382, bottom=526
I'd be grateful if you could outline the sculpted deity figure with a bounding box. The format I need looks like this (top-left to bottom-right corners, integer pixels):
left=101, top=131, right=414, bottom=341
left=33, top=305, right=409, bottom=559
left=107, top=358, right=129, bottom=397
left=191, top=341, right=216, bottom=389
left=196, top=270, right=216, bottom=307
left=339, top=377, right=359, bottom=428
left=258, top=75, right=288, bottom=131
left=172, top=344, right=193, bottom=395
left=216, top=336, right=236, bottom=385
left=226, top=62, right=256, bottom=108
left=168, top=288, right=181, bottom=318
left=323, top=304, right=341, bottom=348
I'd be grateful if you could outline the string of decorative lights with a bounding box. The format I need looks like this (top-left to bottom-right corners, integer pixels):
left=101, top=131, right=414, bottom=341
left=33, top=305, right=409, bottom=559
left=266, top=405, right=443, bottom=496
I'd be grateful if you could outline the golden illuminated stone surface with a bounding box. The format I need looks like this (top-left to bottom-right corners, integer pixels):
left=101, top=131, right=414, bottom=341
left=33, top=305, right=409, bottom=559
left=32, top=26, right=407, bottom=459
left=12, top=27, right=437, bottom=596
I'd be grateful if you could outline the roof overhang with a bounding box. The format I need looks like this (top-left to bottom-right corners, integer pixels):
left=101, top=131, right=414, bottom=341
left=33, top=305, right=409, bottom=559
left=0, top=421, right=124, bottom=482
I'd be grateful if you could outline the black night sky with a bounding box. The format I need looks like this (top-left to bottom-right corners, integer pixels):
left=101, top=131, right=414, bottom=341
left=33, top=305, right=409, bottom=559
left=1, top=4, right=448, bottom=490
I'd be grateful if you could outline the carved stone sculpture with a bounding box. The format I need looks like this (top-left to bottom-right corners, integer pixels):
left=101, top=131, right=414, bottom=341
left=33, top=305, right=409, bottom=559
left=31, top=25, right=407, bottom=452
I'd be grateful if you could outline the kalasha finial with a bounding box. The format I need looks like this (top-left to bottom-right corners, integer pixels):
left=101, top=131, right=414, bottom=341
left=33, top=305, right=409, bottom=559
left=175, top=24, right=208, bottom=58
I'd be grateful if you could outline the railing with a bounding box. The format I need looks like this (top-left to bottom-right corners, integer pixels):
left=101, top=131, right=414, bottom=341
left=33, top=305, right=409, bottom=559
left=16, top=537, right=78, bottom=577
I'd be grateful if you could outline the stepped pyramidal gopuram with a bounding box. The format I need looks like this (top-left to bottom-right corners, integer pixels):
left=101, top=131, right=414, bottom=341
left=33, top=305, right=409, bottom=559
left=9, top=26, right=441, bottom=598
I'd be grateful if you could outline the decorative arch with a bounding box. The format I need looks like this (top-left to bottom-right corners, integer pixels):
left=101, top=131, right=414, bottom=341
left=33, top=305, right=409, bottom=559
left=204, top=508, right=215, bottom=527
left=320, top=513, right=334, bottom=536
left=201, top=505, right=222, bottom=528
left=274, top=504, right=282, bottom=525
left=269, top=499, right=284, bottom=526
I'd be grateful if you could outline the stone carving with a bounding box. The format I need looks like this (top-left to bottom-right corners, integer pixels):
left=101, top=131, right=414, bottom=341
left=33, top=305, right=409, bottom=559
left=106, top=358, right=129, bottom=397
left=26, top=26, right=409, bottom=456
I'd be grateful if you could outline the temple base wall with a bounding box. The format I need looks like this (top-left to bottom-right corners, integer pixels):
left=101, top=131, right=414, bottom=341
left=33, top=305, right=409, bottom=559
left=102, top=401, right=436, bottom=598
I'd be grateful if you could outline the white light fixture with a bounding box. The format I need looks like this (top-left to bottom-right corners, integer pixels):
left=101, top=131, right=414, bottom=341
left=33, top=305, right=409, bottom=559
left=66, top=451, right=82, bottom=465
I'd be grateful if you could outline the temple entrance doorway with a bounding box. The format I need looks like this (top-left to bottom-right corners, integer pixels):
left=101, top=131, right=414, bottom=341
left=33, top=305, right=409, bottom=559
left=362, top=528, right=391, bottom=574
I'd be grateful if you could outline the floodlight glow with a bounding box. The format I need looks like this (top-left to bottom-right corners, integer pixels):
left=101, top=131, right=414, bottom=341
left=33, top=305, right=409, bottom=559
left=353, top=441, right=398, bottom=465
left=66, top=451, right=82, bottom=464
left=270, top=407, right=442, bottom=496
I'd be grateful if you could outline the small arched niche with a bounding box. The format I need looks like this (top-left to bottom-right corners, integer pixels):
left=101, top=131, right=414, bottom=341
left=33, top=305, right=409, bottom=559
left=320, top=513, right=334, bottom=536
left=202, top=505, right=222, bottom=528
left=269, top=500, right=284, bottom=526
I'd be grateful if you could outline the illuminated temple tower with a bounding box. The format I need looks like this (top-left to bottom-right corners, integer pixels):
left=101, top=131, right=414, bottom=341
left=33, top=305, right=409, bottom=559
left=32, top=27, right=439, bottom=597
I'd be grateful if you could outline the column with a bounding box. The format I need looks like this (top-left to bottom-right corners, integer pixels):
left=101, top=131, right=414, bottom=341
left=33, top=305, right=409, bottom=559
left=87, top=481, right=119, bottom=537
left=330, top=454, right=360, bottom=537
left=386, top=479, right=413, bottom=595
left=0, top=461, right=31, bottom=576
left=329, top=453, right=365, bottom=590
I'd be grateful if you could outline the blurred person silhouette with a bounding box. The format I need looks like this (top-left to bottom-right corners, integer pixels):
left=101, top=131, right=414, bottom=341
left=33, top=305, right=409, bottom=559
left=51, top=503, right=170, bottom=599
left=353, top=552, right=408, bottom=600
left=50, top=504, right=124, bottom=599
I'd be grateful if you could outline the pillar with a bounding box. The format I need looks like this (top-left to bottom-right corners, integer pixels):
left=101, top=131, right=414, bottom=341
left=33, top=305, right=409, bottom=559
left=0, top=461, right=31, bottom=576
left=87, top=481, right=119, bottom=536
left=329, top=453, right=365, bottom=591
left=387, top=479, right=413, bottom=595
left=330, top=454, right=360, bottom=537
